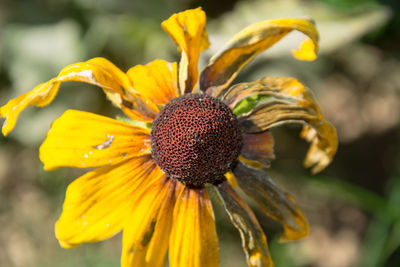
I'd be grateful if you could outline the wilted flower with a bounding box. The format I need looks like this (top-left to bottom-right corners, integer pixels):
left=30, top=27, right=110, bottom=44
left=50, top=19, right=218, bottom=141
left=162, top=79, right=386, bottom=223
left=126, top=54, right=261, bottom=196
left=0, top=8, right=337, bottom=267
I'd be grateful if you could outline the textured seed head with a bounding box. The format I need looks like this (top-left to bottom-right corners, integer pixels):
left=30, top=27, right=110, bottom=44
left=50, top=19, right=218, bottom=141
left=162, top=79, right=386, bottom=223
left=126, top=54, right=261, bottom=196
left=151, top=93, right=242, bottom=187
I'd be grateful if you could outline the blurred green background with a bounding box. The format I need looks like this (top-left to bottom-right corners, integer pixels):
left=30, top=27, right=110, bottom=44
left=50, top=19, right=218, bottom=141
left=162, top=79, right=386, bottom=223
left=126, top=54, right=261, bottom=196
left=0, top=0, right=400, bottom=266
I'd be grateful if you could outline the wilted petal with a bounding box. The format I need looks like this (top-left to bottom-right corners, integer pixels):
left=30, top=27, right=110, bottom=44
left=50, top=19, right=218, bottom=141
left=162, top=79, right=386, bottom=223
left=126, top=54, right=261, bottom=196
left=0, top=57, right=157, bottom=136
left=200, top=18, right=318, bottom=97
left=228, top=77, right=337, bottom=173
left=162, top=8, right=210, bottom=94
left=233, top=161, right=309, bottom=242
left=300, top=124, right=338, bottom=173
left=215, top=181, right=273, bottom=267
left=241, top=130, right=275, bottom=168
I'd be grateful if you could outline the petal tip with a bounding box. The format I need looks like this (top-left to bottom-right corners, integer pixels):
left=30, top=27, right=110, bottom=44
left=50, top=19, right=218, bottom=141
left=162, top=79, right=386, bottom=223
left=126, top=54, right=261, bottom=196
left=278, top=220, right=310, bottom=243
left=0, top=107, right=14, bottom=136
left=55, top=224, right=76, bottom=249
left=292, top=38, right=318, bottom=61
left=1, top=124, right=10, bottom=137
left=58, top=240, right=75, bottom=249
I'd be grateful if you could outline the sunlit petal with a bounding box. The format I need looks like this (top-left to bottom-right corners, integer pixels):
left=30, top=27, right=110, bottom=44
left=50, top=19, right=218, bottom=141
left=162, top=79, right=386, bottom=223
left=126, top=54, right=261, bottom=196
left=169, top=185, right=219, bottom=267
left=55, top=155, right=162, bottom=248
left=226, top=77, right=337, bottom=173
left=162, top=8, right=210, bottom=94
left=233, top=161, right=309, bottom=242
left=200, top=18, right=318, bottom=97
left=127, top=59, right=178, bottom=106
left=122, top=178, right=176, bottom=267
left=40, top=110, right=151, bottom=170
left=215, top=181, right=273, bottom=267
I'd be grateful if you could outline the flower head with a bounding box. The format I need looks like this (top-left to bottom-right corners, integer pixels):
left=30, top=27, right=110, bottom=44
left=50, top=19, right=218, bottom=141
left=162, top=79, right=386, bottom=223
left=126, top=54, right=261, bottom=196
left=0, top=8, right=337, bottom=267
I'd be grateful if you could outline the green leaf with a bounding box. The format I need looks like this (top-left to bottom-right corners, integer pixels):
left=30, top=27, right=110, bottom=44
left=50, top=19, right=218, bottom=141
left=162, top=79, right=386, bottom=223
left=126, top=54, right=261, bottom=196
left=232, top=95, right=271, bottom=116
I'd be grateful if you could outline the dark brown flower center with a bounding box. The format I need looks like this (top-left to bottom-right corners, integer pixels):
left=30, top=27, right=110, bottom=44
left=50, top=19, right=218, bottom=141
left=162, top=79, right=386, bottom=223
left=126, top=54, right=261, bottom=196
left=151, top=93, right=242, bottom=187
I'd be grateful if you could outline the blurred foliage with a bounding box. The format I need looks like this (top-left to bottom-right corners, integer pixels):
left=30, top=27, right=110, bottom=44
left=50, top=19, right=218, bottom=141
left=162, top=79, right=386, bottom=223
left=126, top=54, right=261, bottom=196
left=0, top=0, right=400, bottom=266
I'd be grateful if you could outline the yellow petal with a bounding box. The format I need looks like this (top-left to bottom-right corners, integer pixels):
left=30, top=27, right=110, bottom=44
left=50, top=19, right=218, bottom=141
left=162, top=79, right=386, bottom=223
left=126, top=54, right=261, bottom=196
left=241, top=131, right=275, bottom=168
left=121, top=178, right=176, bottom=267
left=224, top=171, right=238, bottom=188
left=86, top=58, right=159, bottom=121
left=55, top=155, right=162, bottom=248
left=293, top=37, right=317, bottom=61
left=234, top=161, right=309, bottom=242
left=162, top=8, right=210, bottom=94
left=215, top=181, right=273, bottom=267
left=169, top=185, right=219, bottom=267
left=0, top=58, right=157, bottom=136
left=228, top=77, right=337, bottom=173
left=200, top=18, right=319, bottom=97
left=127, top=59, right=178, bottom=105
left=87, top=57, right=132, bottom=90
left=39, top=110, right=151, bottom=170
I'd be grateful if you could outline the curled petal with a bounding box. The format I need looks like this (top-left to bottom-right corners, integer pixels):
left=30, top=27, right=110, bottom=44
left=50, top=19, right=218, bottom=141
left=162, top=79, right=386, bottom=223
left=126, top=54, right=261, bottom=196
left=227, top=77, right=337, bottom=173
left=169, top=185, right=219, bottom=267
left=127, top=59, right=178, bottom=106
left=300, top=123, right=337, bottom=173
left=40, top=110, right=151, bottom=170
left=55, top=155, right=161, bottom=248
left=0, top=58, right=157, bottom=136
left=233, top=161, right=309, bottom=242
left=122, top=178, right=176, bottom=267
left=215, top=181, right=273, bottom=267
left=62, top=58, right=159, bottom=120
left=162, top=8, right=210, bottom=94
left=200, top=18, right=318, bottom=97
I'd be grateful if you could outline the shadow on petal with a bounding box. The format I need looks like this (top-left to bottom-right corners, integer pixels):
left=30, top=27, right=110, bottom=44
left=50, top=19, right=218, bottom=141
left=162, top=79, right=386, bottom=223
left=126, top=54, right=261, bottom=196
left=214, top=181, right=273, bottom=267
left=233, top=160, right=309, bottom=242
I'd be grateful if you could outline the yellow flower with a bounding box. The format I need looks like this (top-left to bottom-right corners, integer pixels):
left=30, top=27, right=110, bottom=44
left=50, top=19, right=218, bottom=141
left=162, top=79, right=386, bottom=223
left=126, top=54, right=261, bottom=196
left=0, top=8, right=337, bottom=267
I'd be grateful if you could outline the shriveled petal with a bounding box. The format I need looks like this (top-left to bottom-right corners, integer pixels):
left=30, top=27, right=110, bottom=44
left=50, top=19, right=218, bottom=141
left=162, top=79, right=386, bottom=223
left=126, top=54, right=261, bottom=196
left=300, top=124, right=337, bottom=173
left=55, top=155, right=162, bottom=248
left=226, top=77, right=337, bottom=173
left=233, top=161, right=309, bottom=242
left=215, top=181, right=273, bottom=267
left=162, top=8, right=210, bottom=94
left=127, top=59, right=178, bottom=106
left=241, top=130, right=275, bottom=168
left=122, top=178, right=176, bottom=267
left=169, top=185, right=219, bottom=267
left=200, top=18, right=319, bottom=97
left=40, top=110, right=151, bottom=170
left=0, top=58, right=157, bottom=136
